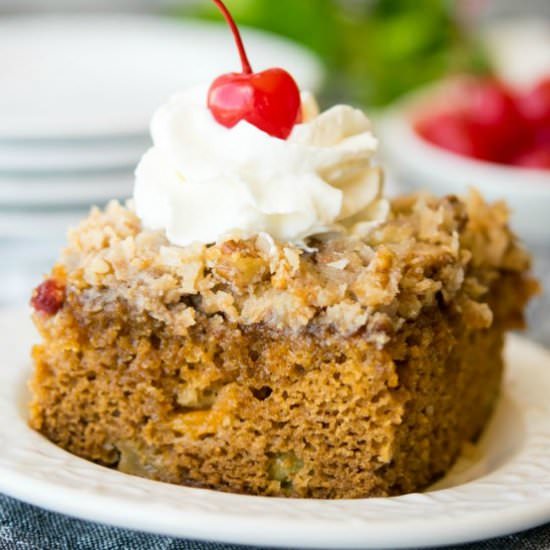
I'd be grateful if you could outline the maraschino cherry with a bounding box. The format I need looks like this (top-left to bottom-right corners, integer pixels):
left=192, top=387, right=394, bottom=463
left=207, top=0, right=301, bottom=139
left=31, top=279, right=65, bottom=316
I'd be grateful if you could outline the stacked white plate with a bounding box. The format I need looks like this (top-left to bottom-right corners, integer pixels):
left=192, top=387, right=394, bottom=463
left=0, top=12, right=323, bottom=306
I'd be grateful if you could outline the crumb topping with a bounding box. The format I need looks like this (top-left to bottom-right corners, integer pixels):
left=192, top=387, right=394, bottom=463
left=52, top=190, right=531, bottom=344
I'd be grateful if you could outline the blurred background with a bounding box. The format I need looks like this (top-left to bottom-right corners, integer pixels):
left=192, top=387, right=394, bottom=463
left=1, top=0, right=549, bottom=342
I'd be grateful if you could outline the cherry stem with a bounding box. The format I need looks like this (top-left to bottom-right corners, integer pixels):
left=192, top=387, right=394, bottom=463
left=211, top=0, right=253, bottom=74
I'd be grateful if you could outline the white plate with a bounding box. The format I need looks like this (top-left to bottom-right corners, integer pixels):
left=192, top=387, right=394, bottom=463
left=0, top=139, right=146, bottom=173
left=0, top=309, right=549, bottom=549
left=0, top=174, right=132, bottom=206
left=0, top=210, right=88, bottom=240
left=0, top=14, right=323, bottom=140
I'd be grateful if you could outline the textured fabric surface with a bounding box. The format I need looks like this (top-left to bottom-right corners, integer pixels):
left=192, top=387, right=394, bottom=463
left=1, top=249, right=549, bottom=549
left=1, top=493, right=550, bottom=550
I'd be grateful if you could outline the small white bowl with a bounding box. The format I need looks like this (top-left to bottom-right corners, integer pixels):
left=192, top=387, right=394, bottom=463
left=376, top=88, right=550, bottom=245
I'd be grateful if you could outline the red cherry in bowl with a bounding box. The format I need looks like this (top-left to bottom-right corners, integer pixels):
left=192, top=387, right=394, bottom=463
left=461, top=79, right=525, bottom=162
left=518, top=77, right=550, bottom=128
left=511, top=145, right=550, bottom=170
left=207, top=0, right=301, bottom=140
left=462, top=79, right=519, bottom=129
left=415, top=111, right=493, bottom=160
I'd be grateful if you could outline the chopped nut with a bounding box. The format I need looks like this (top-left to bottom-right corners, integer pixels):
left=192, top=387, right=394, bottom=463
left=326, top=258, right=349, bottom=270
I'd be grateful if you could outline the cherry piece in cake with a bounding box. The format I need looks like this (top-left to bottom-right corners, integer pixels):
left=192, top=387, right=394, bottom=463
left=31, top=279, right=65, bottom=316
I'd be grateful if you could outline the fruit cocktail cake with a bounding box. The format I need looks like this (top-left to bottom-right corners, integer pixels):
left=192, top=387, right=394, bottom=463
left=29, top=190, right=535, bottom=498
left=28, top=0, right=536, bottom=499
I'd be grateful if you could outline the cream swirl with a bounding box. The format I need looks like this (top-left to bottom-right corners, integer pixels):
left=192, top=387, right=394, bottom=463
left=134, top=85, right=387, bottom=246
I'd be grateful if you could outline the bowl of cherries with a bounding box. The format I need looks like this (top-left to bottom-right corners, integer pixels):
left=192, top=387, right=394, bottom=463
left=378, top=76, right=550, bottom=243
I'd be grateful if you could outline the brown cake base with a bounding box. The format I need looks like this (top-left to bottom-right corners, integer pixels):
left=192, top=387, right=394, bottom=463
left=29, top=192, right=536, bottom=498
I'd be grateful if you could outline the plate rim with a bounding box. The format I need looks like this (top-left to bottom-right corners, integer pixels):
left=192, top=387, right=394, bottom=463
left=0, top=174, right=133, bottom=206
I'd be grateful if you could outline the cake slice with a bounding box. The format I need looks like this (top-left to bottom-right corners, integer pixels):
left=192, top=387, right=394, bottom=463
left=29, top=190, right=535, bottom=498
left=28, top=0, right=537, bottom=500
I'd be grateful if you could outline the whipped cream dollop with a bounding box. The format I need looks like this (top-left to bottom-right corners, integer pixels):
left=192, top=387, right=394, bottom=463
left=134, top=86, right=388, bottom=246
